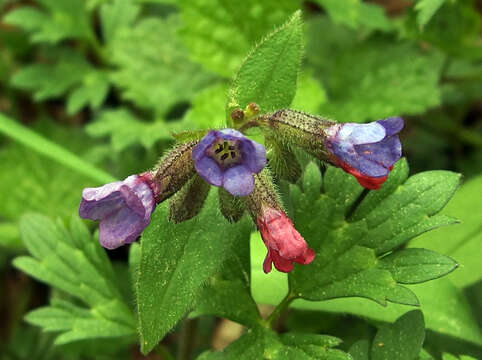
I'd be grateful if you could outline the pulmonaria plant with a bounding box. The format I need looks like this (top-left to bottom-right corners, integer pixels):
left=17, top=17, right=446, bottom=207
left=79, top=106, right=404, bottom=272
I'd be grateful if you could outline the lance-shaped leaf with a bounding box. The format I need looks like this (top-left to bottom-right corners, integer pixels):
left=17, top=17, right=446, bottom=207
left=226, top=11, right=303, bottom=121
left=136, top=191, right=253, bottom=354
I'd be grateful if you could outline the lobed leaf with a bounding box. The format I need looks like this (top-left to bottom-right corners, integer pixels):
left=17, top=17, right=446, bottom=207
left=13, top=215, right=136, bottom=345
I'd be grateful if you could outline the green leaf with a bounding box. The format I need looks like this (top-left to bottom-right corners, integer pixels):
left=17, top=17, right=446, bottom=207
left=290, top=278, right=482, bottom=346
left=379, top=248, right=457, bottom=284
left=199, top=327, right=350, bottom=359
left=109, top=15, right=213, bottom=116
left=3, top=0, right=93, bottom=44
left=100, top=0, right=140, bottom=44
left=11, top=49, right=92, bottom=101
left=0, top=114, right=115, bottom=184
left=86, top=108, right=172, bottom=151
left=415, top=0, right=446, bottom=28
left=66, top=71, right=110, bottom=115
left=227, top=11, right=303, bottom=119
left=179, top=0, right=300, bottom=77
left=409, top=174, right=482, bottom=288
left=287, top=161, right=459, bottom=305
left=136, top=191, right=252, bottom=354
left=193, top=217, right=260, bottom=327
left=371, top=310, right=425, bottom=360
left=314, top=0, right=391, bottom=31
left=14, top=214, right=136, bottom=344
left=306, top=17, right=444, bottom=122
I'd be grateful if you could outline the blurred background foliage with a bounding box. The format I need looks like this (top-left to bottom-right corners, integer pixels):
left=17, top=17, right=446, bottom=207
left=0, top=0, right=480, bottom=359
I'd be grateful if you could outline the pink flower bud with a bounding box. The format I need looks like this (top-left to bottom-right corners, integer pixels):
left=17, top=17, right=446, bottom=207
left=256, top=207, right=315, bottom=273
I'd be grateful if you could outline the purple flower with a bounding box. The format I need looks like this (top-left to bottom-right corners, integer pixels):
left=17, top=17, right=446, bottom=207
left=79, top=174, right=156, bottom=249
left=192, top=129, right=266, bottom=196
left=325, top=117, right=404, bottom=189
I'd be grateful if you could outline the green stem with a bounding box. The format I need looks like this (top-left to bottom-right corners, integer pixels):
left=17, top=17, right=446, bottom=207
left=265, top=291, right=297, bottom=328
left=177, top=318, right=198, bottom=360
left=155, top=344, right=175, bottom=360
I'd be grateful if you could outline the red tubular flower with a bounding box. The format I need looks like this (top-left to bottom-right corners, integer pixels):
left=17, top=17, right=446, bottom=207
left=256, top=207, right=315, bottom=273
left=333, top=158, right=392, bottom=190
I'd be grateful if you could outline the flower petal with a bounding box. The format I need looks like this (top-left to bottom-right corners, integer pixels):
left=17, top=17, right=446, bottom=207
left=377, top=117, right=404, bottom=136
left=223, top=165, right=254, bottom=196
left=239, top=139, right=267, bottom=173
left=218, top=128, right=244, bottom=140
left=338, top=122, right=386, bottom=145
left=98, top=206, right=145, bottom=249
left=192, top=131, right=217, bottom=161
left=355, top=135, right=402, bottom=169
left=194, top=156, right=223, bottom=186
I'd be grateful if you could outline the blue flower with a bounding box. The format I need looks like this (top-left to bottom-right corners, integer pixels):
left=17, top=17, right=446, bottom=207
left=325, top=117, right=404, bottom=189
left=192, top=129, right=266, bottom=196
left=79, top=174, right=156, bottom=249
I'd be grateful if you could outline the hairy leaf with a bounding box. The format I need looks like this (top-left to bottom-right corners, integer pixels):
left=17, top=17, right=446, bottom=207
left=227, top=11, right=303, bottom=119
left=136, top=191, right=252, bottom=354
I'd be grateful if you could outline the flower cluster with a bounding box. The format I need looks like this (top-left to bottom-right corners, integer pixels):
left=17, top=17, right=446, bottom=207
left=79, top=105, right=403, bottom=274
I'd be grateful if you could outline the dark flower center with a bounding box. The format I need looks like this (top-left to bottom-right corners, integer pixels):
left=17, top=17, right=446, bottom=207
left=208, top=140, right=242, bottom=169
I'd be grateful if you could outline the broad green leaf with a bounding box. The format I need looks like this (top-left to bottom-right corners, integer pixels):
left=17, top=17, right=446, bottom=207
left=379, top=248, right=457, bottom=284
left=371, top=310, right=425, bottom=360
left=136, top=191, right=252, bottom=354
left=86, top=108, right=172, bottom=151
left=290, top=278, right=482, bottom=346
left=306, top=17, right=444, bottom=122
left=227, top=11, right=303, bottom=119
left=193, top=219, right=260, bottom=327
left=14, top=215, right=136, bottom=344
left=100, top=0, right=140, bottom=44
left=410, top=174, right=482, bottom=288
left=415, top=0, right=447, bottom=28
left=314, top=0, right=391, bottom=31
left=0, top=114, right=115, bottom=184
left=109, top=15, right=212, bottom=116
left=287, top=161, right=459, bottom=305
left=3, top=0, right=93, bottom=44
left=199, top=327, right=350, bottom=359
left=179, top=0, right=300, bottom=77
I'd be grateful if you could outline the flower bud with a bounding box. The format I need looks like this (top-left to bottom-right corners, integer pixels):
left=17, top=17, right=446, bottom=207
left=169, top=174, right=210, bottom=223
left=218, top=188, right=245, bottom=223
left=153, top=140, right=198, bottom=202
left=244, top=170, right=315, bottom=273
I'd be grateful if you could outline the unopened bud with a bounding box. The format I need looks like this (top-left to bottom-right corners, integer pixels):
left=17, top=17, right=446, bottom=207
left=245, top=102, right=260, bottom=118
left=169, top=175, right=210, bottom=223
left=230, top=108, right=245, bottom=123
left=244, top=169, right=315, bottom=273
left=218, top=188, right=245, bottom=223
left=153, top=141, right=198, bottom=202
